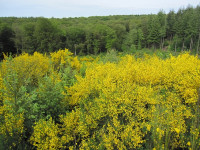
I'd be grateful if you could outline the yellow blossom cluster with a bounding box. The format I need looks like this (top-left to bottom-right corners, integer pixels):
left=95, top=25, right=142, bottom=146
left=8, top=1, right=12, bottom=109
left=0, top=49, right=82, bottom=149
left=80, top=56, right=95, bottom=62
left=0, top=51, right=199, bottom=149
left=0, top=106, right=24, bottom=136
left=0, top=72, right=3, bottom=106
left=0, top=104, right=24, bottom=149
left=1, top=52, right=50, bottom=86
left=64, top=53, right=200, bottom=149
left=30, top=117, right=63, bottom=150
left=50, top=48, right=81, bottom=71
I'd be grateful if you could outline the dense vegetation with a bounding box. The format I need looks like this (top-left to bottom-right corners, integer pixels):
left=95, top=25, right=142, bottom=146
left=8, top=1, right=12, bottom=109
left=0, top=5, right=200, bottom=58
left=0, top=4, right=200, bottom=150
left=0, top=49, right=200, bottom=149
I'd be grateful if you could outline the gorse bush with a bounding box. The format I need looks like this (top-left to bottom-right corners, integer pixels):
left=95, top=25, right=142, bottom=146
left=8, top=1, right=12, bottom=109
left=65, top=53, right=200, bottom=149
left=0, top=50, right=200, bottom=149
left=0, top=49, right=74, bottom=149
left=30, top=117, right=62, bottom=150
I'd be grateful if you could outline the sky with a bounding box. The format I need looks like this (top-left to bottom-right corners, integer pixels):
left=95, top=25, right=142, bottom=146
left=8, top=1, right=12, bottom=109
left=0, top=0, right=200, bottom=18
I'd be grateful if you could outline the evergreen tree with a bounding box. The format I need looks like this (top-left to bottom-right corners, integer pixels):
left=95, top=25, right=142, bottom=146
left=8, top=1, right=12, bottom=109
left=147, top=16, right=160, bottom=49
left=166, top=10, right=176, bottom=42
left=157, top=10, right=167, bottom=50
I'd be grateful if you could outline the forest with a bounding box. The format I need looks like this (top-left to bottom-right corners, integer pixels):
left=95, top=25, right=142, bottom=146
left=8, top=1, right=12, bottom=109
left=0, top=4, right=200, bottom=150
left=0, top=5, right=200, bottom=58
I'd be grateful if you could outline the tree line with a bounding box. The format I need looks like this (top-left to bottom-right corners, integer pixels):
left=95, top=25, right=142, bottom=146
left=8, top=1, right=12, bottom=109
left=0, top=5, right=200, bottom=58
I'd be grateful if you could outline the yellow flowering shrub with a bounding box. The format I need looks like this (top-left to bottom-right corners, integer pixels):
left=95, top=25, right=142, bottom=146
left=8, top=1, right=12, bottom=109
left=60, top=110, right=81, bottom=149
left=50, top=48, right=73, bottom=70
left=30, top=117, right=63, bottom=150
left=0, top=52, right=50, bottom=149
left=0, top=106, right=24, bottom=136
left=0, top=67, right=25, bottom=149
left=1, top=52, right=50, bottom=86
left=64, top=53, right=200, bottom=149
left=0, top=104, right=24, bottom=149
left=0, top=72, right=3, bottom=106
left=69, top=56, right=81, bottom=71
left=50, top=48, right=81, bottom=72
left=80, top=56, right=95, bottom=63
left=65, top=60, right=156, bottom=149
left=1, top=51, right=200, bottom=149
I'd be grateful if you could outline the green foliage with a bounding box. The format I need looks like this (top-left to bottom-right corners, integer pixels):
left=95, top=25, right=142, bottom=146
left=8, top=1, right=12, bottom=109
left=0, top=23, right=16, bottom=58
left=1, top=50, right=200, bottom=149
left=33, top=76, right=65, bottom=121
left=0, top=50, right=79, bottom=149
left=1, top=4, right=200, bottom=149
left=103, top=49, right=120, bottom=63
left=34, top=18, right=62, bottom=53
left=1, top=5, right=200, bottom=55
left=65, top=26, right=86, bottom=54
left=30, top=117, right=62, bottom=150
left=22, top=22, right=36, bottom=53
left=147, top=16, right=160, bottom=49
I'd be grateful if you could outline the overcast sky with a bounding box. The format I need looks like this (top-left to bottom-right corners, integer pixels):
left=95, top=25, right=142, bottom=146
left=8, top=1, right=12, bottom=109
left=0, top=0, right=200, bottom=18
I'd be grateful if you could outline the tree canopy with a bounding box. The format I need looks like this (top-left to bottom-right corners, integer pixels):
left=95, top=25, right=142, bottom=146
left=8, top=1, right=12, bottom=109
left=0, top=5, right=200, bottom=56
